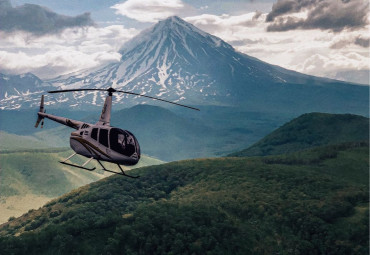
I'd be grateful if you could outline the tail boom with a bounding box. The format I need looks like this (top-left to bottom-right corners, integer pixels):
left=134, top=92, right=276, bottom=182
left=35, top=95, right=84, bottom=129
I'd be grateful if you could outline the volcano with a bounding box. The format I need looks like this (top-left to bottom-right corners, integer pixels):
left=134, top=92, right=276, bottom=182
left=0, top=16, right=368, bottom=115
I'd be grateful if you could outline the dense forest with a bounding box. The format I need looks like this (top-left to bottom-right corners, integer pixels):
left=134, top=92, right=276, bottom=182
left=0, top=141, right=368, bottom=254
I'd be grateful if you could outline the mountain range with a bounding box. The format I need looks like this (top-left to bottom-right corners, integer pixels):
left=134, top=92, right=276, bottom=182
left=0, top=104, right=290, bottom=161
left=0, top=16, right=368, bottom=116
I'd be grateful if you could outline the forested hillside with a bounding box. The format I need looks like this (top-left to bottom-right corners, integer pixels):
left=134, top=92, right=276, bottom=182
left=0, top=142, right=368, bottom=254
left=230, top=113, right=369, bottom=157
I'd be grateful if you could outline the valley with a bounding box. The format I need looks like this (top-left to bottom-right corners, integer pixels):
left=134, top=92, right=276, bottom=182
left=0, top=148, right=164, bottom=224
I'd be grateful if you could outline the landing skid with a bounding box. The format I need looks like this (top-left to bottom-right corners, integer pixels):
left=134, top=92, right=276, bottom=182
left=59, top=152, right=139, bottom=178
left=60, top=161, right=96, bottom=171
left=97, top=160, right=140, bottom=179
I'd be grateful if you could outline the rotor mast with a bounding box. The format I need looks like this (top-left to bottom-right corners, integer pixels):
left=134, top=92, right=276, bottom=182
left=97, top=92, right=112, bottom=126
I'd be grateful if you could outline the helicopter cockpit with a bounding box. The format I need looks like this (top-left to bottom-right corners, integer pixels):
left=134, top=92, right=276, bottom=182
left=110, top=128, right=140, bottom=158
left=90, top=127, right=140, bottom=159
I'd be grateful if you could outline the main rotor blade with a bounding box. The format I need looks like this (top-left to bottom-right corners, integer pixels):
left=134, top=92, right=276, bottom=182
left=48, top=87, right=200, bottom=111
left=116, top=90, right=200, bottom=111
left=48, top=89, right=107, bottom=93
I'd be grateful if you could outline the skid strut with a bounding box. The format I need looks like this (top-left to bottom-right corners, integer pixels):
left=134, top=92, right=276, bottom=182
left=58, top=153, right=138, bottom=178
left=59, top=153, right=96, bottom=171
left=97, top=160, right=139, bottom=178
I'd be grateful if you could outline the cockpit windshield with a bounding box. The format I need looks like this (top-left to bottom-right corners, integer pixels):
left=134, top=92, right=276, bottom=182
left=110, top=128, right=139, bottom=157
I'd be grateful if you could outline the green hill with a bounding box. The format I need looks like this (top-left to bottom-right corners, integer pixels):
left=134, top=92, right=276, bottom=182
left=0, top=131, right=52, bottom=150
left=230, top=113, right=369, bottom=157
left=0, top=148, right=164, bottom=224
left=0, top=142, right=368, bottom=254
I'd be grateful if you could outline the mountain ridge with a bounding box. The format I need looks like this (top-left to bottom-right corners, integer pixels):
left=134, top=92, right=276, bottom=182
left=230, top=112, right=369, bottom=157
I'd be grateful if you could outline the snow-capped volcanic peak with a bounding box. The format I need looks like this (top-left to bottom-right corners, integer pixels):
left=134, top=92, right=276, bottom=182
left=120, top=16, right=231, bottom=56
left=113, top=15, right=260, bottom=103
left=0, top=16, right=294, bottom=109
left=86, top=15, right=241, bottom=105
left=2, top=16, right=356, bottom=110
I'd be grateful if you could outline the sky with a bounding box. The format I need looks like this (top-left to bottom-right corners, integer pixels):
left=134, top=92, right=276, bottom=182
left=0, top=0, right=369, bottom=84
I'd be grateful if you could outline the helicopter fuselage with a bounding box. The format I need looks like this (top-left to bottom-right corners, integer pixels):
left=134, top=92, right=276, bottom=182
left=70, top=124, right=140, bottom=166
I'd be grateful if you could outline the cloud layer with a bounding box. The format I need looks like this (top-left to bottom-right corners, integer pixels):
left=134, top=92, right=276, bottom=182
left=266, top=0, right=369, bottom=32
left=0, top=0, right=95, bottom=35
left=0, top=25, right=139, bottom=78
left=0, top=0, right=368, bottom=84
left=111, top=0, right=190, bottom=23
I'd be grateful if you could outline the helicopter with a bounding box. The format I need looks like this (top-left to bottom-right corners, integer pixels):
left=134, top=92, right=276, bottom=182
left=35, top=87, right=199, bottom=178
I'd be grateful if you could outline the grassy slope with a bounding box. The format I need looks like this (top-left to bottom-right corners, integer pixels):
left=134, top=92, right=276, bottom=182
left=230, top=113, right=369, bottom=157
left=0, top=131, right=52, bottom=150
left=0, top=149, right=164, bottom=224
left=0, top=142, right=368, bottom=254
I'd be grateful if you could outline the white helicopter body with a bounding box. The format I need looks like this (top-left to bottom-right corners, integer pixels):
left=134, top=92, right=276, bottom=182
left=35, top=87, right=198, bottom=178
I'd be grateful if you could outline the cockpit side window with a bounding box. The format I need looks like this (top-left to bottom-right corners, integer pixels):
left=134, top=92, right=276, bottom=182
left=99, top=129, right=109, bottom=147
left=91, top=128, right=98, bottom=140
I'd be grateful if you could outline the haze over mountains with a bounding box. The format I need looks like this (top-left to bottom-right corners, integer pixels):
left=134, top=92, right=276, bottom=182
left=0, top=16, right=368, bottom=116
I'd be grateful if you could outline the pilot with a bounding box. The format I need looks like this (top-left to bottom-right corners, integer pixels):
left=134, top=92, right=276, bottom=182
left=118, top=133, right=126, bottom=149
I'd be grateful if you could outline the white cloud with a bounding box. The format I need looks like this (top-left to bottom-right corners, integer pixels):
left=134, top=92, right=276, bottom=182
left=0, top=25, right=139, bottom=78
left=296, top=52, right=369, bottom=76
left=111, top=0, right=188, bottom=23
left=184, top=12, right=370, bottom=83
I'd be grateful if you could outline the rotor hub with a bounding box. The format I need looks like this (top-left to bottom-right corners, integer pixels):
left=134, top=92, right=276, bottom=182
left=107, top=87, right=116, bottom=96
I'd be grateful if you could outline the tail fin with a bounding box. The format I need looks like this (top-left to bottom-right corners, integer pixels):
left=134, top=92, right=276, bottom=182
left=35, top=95, right=45, bottom=128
